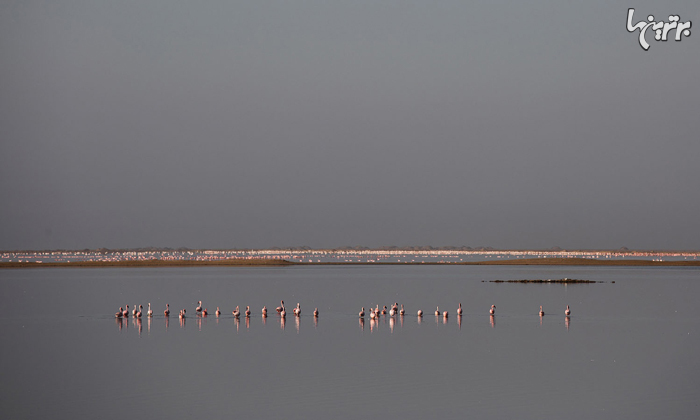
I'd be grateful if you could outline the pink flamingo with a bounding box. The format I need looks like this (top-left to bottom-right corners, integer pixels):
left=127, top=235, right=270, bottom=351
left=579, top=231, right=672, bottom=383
left=490, top=305, right=496, bottom=315
left=457, top=303, right=463, bottom=316
left=215, top=307, right=221, bottom=316
left=164, top=303, right=170, bottom=316
left=359, top=307, right=365, bottom=318
left=565, top=305, right=571, bottom=316
left=539, top=306, right=545, bottom=316
left=245, top=306, right=251, bottom=317
left=232, top=306, right=240, bottom=318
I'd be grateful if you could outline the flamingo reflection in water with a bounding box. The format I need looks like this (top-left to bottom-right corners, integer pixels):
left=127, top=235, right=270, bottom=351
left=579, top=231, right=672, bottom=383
left=135, top=317, right=142, bottom=336
left=490, top=314, right=496, bottom=328
left=234, top=317, right=240, bottom=332
left=565, top=316, right=570, bottom=330
left=246, top=316, right=250, bottom=330
left=370, top=318, right=378, bottom=333
left=359, top=317, right=365, bottom=331
left=280, top=316, right=286, bottom=331
left=295, top=316, right=300, bottom=333
left=389, top=316, right=395, bottom=333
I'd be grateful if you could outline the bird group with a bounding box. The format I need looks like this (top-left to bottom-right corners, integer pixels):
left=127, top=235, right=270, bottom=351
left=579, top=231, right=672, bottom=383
left=116, top=301, right=572, bottom=319
left=358, top=303, right=571, bottom=318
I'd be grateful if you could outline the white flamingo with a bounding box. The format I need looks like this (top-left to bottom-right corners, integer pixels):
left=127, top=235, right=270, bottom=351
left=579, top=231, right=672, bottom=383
left=232, top=306, right=240, bottom=318
left=435, top=307, right=440, bottom=316
left=215, top=307, right=221, bottom=316
left=245, top=306, right=251, bottom=317
left=146, top=303, right=153, bottom=317
left=417, top=309, right=423, bottom=317
left=196, top=301, right=202, bottom=314
left=313, top=308, right=319, bottom=317
left=399, top=304, right=405, bottom=316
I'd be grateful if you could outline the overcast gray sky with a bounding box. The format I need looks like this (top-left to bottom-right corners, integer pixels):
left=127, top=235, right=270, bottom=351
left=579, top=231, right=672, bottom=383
left=1, top=1, right=698, bottom=250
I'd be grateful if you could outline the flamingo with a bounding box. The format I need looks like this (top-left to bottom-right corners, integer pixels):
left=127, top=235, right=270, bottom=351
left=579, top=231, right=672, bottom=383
left=457, top=303, right=463, bottom=316
left=196, top=301, right=202, bottom=314
left=389, top=307, right=396, bottom=316
left=490, top=304, right=496, bottom=315
left=280, top=307, right=286, bottom=318
left=232, top=306, right=240, bottom=318
left=359, top=307, right=365, bottom=318
left=443, top=310, right=448, bottom=318
left=179, top=309, right=186, bottom=318
left=539, top=306, right=545, bottom=316
left=245, top=306, right=251, bottom=318
left=202, top=308, right=208, bottom=316
left=399, top=304, right=405, bottom=316
left=146, top=303, right=153, bottom=317
left=276, top=301, right=285, bottom=313
left=565, top=305, right=571, bottom=316
left=392, top=302, right=398, bottom=313
left=313, top=308, right=319, bottom=317
left=262, top=306, right=268, bottom=317
left=123, top=305, right=129, bottom=318
left=115, top=307, right=123, bottom=318
left=136, top=305, right=143, bottom=317
left=435, top=307, right=440, bottom=316
left=417, top=309, right=423, bottom=317
left=133, top=304, right=138, bottom=317
left=370, top=310, right=377, bottom=319
left=293, top=303, right=301, bottom=316
left=164, top=303, right=170, bottom=316
left=215, top=307, right=221, bottom=316
left=382, top=305, right=388, bottom=315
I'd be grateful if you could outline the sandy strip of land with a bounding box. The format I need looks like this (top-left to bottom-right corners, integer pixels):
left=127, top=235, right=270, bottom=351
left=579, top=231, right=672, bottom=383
left=2, top=257, right=700, bottom=268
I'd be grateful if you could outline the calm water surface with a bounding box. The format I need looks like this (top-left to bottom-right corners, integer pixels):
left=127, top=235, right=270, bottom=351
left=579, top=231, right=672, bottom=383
left=1, top=265, right=699, bottom=419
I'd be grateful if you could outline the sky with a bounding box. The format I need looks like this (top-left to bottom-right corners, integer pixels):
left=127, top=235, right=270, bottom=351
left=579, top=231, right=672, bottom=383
left=1, top=1, right=699, bottom=251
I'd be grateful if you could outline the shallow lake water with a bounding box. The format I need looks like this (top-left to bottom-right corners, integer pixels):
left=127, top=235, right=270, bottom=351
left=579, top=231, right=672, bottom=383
left=1, top=265, right=699, bottom=419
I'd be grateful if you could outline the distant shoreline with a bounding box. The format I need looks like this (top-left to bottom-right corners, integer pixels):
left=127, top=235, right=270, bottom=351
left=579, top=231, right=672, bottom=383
left=2, top=257, right=700, bottom=269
